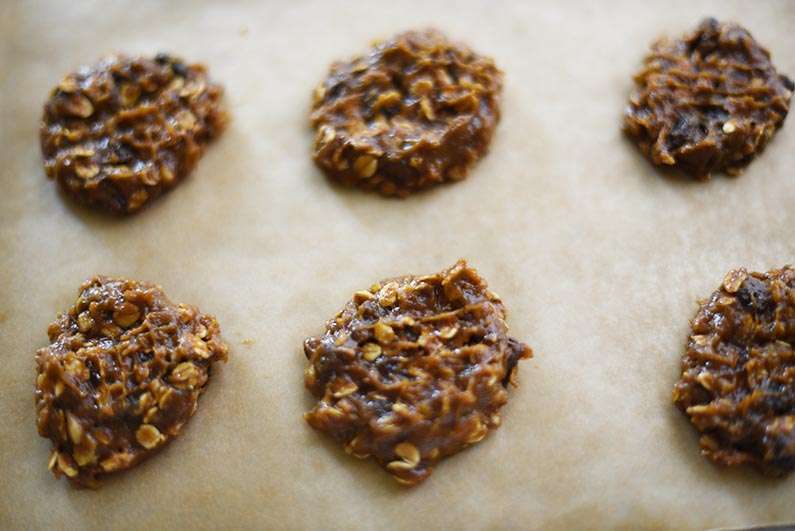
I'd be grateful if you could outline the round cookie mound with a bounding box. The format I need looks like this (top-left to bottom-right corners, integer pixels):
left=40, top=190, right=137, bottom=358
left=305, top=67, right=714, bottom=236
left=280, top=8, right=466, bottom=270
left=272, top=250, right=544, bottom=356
left=41, top=53, right=227, bottom=214
left=303, top=260, right=532, bottom=485
left=624, top=18, right=793, bottom=179
left=35, top=276, right=228, bottom=487
left=310, top=29, right=503, bottom=196
left=673, top=266, right=795, bottom=475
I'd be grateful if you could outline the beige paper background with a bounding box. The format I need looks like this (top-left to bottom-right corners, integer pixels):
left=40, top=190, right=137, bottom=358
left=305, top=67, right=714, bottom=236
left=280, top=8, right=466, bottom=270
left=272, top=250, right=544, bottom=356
left=1, top=1, right=794, bottom=529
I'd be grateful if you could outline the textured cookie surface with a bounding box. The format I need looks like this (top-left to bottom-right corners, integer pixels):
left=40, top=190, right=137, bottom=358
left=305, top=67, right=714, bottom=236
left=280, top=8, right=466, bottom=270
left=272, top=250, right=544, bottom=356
left=35, top=277, right=228, bottom=487
left=303, top=260, right=532, bottom=485
left=673, top=266, right=795, bottom=475
left=311, top=30, right=503, bottom=196
left=41, top=54, right=227, bottom=213
left=624, top=18, right=792, bottom=179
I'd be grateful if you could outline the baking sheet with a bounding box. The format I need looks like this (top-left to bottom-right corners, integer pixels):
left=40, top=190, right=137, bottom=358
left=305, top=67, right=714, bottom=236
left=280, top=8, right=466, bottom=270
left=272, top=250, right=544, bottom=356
left=1, top=1, right=794, bottom=529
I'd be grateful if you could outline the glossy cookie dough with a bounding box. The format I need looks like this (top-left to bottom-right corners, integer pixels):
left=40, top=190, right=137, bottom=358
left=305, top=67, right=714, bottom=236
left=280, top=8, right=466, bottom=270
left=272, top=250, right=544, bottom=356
left=674, top=266, right=795, bottom=475
left=311, top=30, right=503, bottom=196
left=40, top=53, right=227, bottom=214
left=624, top=18, right=793, bottom=179
left=35, top=276, right=228, bottom=487
left=303, top=260, right=532, bottom=485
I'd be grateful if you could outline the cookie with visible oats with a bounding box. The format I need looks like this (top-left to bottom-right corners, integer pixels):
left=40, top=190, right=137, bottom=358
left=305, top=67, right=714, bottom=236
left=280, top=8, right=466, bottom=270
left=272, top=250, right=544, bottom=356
left=35, top=276, right=228, bottom=487
left=40, top=53, right=227, bottom=214
left=624, top=18, right=793, bottom=179
left=673, top=266, right=795, bottom=475
left=303, top=260, right=532, bottom=485
left=310, top=29, right=503, bottom=196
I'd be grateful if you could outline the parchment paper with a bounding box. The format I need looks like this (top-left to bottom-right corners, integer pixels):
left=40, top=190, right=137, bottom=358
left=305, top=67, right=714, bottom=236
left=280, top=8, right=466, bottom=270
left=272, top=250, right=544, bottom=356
left=1, top=1, right=794, bottom=529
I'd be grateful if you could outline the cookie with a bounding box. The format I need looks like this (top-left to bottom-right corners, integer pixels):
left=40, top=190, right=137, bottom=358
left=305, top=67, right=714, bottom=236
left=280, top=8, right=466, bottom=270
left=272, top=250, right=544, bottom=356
left=311, top=30, right=503, bottom=196
left=624, top=18, right=792, bottom=178
left=40, top=53, right=227, bottom=213
left=303, top=260, right=531, bottom=485
left=673, top=266, right=795, bottom=475
left=35, top=276, right=228, bottom=487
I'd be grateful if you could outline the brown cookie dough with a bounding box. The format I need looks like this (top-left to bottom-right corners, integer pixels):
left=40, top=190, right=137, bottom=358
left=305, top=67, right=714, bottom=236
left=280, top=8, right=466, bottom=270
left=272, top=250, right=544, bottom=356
left=673, top=266, right=795, bottom=475
left=35, top=277, right=228, bottom=487
left=303, top=260, right=532, bottom=485
left=40, top=53, right=227, bottom=214
left=624, top=18, right=793, bottom=179
left=310, top=30, right=503, bottom=196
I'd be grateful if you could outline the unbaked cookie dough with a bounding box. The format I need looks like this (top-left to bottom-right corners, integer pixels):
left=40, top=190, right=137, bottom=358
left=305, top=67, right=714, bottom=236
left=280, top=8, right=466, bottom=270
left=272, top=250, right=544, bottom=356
left=41, top=53, right=227, bottom=214
left=311, top=30, right=503, bottom=196
left=624, top=18, right=792, bottom=179
left=673, top=266, right=795, bottom=475
left=303, top=260, right=532, bottom=485
left=35, top=276, right=228, bottom=487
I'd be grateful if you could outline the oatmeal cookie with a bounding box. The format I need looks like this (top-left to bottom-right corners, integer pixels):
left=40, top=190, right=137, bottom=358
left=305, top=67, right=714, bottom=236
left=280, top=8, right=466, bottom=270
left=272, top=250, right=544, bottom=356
left=41, top=53, right=227, bottom=213
left=673, top=266, right=795, bottom=475
left=303, top=260, right=531, bottom=485
left=624, top=18, right=792, bottom=178
left=311, top=30, right=503, bottom=196
left=35, top=276, right=228, bottom=487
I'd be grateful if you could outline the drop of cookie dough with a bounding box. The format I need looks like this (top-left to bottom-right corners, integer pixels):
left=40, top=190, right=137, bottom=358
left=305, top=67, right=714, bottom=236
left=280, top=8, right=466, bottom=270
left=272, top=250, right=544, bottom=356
left=310, top=30, right=503, bottom=197
left=673, top=266, right=795, bottom=475
left=303, top=260, right=532, bottom=485
left=40, top=54, right=228, bottom=214
left=624, top=18, right=793, bottom=179
left=35, top=276, right=228, bottom=487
